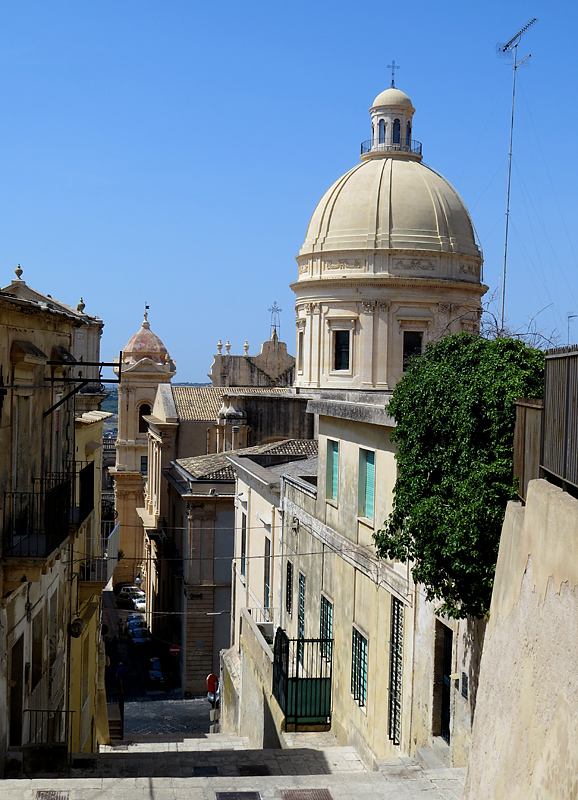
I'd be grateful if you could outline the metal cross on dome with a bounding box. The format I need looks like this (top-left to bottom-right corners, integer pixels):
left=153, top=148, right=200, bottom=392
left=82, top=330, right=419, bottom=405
left=387, top=59, right=400, bottom=88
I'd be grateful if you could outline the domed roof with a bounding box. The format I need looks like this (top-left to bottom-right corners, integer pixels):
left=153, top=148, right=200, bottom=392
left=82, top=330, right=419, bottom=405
left=123, top=313, right=169, bottom=364
left=371, top=87, right=414, bottom=109
left=298, top=156, right=481, bottom=260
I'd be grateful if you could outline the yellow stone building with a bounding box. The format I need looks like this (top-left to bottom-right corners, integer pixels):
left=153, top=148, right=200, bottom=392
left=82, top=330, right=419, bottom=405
left=0, top=270, right=115, bottom=776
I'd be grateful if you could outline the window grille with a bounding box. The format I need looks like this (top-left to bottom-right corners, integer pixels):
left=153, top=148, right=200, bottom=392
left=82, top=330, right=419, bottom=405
left=240, top=513, right=247, bottom=577
left=286, top=561, right=293, bottom=615
left=351, top=628, right=368, bottom=707
left=320, top=596, right=333, bottom=661
left=298, top=573, right=306, bottom=664
left=388, top=596, right=404, bottom=745
left=264, top=537, right=271, bottom=612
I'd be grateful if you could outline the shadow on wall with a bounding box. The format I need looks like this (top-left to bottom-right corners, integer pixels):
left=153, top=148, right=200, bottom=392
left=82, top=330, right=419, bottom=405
left=263, top=687, right=283, bottom=749
left=462, top=616, right=486, bottom=725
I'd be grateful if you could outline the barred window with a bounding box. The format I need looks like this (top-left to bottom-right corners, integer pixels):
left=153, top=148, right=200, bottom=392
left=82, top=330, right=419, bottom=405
left=286, top=560, right=293, bottom=615
left=320, top=596, right=333, bottom=661
left=351, top=627, right=368, bottom=707
left=388, top=596, right=404, bottom=744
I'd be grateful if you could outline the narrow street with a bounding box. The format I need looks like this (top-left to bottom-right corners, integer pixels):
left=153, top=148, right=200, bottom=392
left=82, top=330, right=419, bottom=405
left=102, top=588, right=211, bottom=737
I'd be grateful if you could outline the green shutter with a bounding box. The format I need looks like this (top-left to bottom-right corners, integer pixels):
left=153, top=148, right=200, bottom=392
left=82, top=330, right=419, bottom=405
left=365, top=451, right=374, bottom=521
left=332, top=441, right=339, bottom=500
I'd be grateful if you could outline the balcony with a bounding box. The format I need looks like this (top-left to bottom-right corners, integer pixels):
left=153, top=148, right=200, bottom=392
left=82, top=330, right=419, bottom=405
left=360, top=137, right=423, bottom=157
left=2, top=463, right=98, bottom=562
left=79, top=521, right=121, bottom=597
left=2, top=475, right=74, bottom=560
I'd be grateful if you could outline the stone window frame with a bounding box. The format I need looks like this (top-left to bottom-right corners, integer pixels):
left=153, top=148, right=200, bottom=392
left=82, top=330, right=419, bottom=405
left=326, top=317, right=356, bottom=377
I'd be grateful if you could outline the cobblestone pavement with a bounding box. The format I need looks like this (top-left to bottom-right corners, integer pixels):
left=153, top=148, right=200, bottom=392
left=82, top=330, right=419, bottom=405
left=124, top=698, right=210, bottom=736
left=2, top=734, right=466, bottom=800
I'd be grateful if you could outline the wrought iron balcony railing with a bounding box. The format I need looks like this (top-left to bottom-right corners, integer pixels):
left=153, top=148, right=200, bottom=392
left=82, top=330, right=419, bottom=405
left=2, top=463, right=97, bottom=558
left=80, top=521, right=121, bottom=584
left=361, top=137, right=423, bottom=156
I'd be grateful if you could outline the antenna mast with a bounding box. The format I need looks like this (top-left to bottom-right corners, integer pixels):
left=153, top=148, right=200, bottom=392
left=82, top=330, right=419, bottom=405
left=497, top=17, right=537, bottom=334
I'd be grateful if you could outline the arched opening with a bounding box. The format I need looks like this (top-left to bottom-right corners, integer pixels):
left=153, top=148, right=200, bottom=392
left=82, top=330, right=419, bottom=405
left=406, top=121, right=411, bottom=146
left=378, top=119, right=386, bottom=144
left=393, top=119, right=400, bottom=144
left=138, top=403, right=151, bottom=433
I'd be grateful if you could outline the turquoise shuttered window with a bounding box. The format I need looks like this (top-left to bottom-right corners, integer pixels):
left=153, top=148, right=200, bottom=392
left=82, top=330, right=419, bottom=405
left=327, top=440, right=339, bottom=501
left=359, top=449, right=375, bottom=522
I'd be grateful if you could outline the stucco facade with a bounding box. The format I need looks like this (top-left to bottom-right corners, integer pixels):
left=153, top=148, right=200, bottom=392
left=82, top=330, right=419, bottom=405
left=464, top=479, right=578, bottom=799
left=0, top=278, right=111, bottom=776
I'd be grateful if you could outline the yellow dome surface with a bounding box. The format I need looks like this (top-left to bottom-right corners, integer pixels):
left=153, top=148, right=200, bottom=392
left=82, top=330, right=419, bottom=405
left=298, top=156, right=480, bottom=260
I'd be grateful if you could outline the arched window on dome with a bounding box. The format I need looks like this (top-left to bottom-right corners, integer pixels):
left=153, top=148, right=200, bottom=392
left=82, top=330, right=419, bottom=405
left=393, top=119, right=400, bottom=144
left=406, top=121, right=411, bottom=147
left=378, top=119, right=386, bottom=144
left=138, top=403, right=151, bottom=433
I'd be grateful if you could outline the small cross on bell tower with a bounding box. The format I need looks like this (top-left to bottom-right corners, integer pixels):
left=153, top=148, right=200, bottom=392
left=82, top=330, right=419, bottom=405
left=387, top=59, right=400, bottom=88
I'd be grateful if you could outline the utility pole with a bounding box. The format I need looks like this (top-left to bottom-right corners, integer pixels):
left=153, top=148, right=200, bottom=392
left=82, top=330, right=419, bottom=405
left=497, top=18, right=537, bottom=334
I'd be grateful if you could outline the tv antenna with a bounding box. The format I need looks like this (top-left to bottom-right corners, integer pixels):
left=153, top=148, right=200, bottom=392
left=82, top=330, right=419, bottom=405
left=268, top=301, right=282, bottom=339
left=497, top=17, right=537, bottom=334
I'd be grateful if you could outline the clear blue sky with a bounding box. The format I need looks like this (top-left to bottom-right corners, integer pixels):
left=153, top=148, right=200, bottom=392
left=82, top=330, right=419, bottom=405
left=0, top=1, right=576, bottom=380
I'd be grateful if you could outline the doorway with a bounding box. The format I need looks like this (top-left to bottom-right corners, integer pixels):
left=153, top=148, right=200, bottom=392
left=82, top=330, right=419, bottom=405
left=433, top=621, right=453, bottom=744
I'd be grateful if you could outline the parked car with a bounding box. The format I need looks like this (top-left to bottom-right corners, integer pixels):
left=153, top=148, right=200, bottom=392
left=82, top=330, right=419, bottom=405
left=127, top=612, right=145, bottom=624
left=116, top=589, right=146, bottom=612
left=127, top=618, right=148, bottom=633
left=147, top=657, right=164, bottom=686
left=129, top=627, right=152, bottom=648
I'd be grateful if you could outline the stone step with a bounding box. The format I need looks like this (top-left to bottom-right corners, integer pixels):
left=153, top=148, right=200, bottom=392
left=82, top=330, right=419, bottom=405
left=416, top=746, right=447, bottom=770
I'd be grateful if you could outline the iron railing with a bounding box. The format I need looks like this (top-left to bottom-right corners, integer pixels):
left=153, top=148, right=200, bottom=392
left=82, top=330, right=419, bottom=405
left=25, top=708, right=74, bottom=749
left=2, top=461, right=99, bottom=558
left=361, top=138, right=423, bottom=156
left=273, top=628, right=333, bottom=729
left=80, top=521, right=120, bottom=583
left=3, top=476, right=73, bottom=557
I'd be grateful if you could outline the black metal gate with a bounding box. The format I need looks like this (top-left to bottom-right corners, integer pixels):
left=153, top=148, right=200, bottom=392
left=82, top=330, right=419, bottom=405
left=273, top=628, right=332, bottom=729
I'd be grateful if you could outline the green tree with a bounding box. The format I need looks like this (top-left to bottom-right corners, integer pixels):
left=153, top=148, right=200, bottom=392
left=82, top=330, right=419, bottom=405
left=374, top=333, right=544, bottom=619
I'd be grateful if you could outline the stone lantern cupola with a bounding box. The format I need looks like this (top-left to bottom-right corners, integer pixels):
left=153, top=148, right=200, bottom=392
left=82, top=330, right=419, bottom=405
left=365, top=87, right=420, bottom=161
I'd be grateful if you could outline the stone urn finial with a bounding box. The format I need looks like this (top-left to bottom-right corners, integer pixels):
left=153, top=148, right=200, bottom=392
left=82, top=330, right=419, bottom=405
left=77, top=297, right=86, bottom=312
left=225, top=340, right=231, bottom=355
left=243, top=340, right=249, bottom=355
left=217, top=339, right=223, bottom=354
left=15, top=264, right=23, bottom=280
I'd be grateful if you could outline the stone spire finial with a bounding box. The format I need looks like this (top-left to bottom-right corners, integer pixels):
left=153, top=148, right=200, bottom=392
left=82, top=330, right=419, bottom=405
left=217, top=339, right=223, bottom=354
left=15, top=264, right=23, bottom=280
left=243, top=340, right=249, bottom=355
left=142, top=307, right=150, bottom=329
left=225, top=340, right=231, bottom=355
left=77, top=297, right=86, bottom=312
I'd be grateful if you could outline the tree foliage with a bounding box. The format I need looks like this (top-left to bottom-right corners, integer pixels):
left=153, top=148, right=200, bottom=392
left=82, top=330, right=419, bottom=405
left=374, top=333, right=544, bottom=619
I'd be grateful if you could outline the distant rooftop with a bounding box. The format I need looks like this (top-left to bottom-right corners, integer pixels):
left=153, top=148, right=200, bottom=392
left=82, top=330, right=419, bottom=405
left=176, top=439, right=318, bottom=481
left=171, top=385, right=293, bottom=422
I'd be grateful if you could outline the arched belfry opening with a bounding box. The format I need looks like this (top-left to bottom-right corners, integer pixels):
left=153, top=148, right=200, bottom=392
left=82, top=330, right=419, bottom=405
left=379, top=119, right=386, bottom=144
left=138, top=403, right=151, bottom=433
left=393, top=118, right=400, bottom=144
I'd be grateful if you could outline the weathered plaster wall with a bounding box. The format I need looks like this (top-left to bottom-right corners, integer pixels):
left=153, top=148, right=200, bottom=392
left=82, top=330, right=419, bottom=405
left=463, top=479, right=578, bottom=800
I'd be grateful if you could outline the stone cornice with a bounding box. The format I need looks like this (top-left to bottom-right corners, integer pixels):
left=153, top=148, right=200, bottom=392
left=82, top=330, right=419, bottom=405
left=291, top=276, right=488, bottom=294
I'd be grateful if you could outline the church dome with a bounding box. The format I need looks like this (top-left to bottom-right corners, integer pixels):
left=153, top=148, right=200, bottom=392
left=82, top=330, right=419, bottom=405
left=123, top=313, right=169, bottom=364
left=297, top=84, right=482, bottom=272
left=298, top=157, right=481, bottom=261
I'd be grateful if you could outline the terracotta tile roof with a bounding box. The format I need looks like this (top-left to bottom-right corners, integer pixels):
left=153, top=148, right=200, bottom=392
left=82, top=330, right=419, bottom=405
left=171, top=385, right=292, bottom=422
left=176, top=439, right=318, bottom=481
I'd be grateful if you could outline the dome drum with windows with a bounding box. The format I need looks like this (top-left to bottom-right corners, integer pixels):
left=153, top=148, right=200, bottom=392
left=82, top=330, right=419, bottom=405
left=292, top=86, right=487, bottom=392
